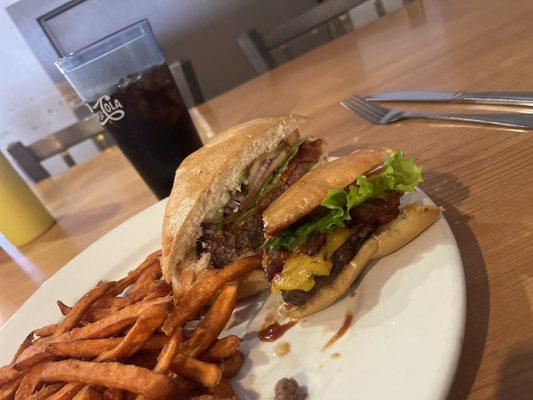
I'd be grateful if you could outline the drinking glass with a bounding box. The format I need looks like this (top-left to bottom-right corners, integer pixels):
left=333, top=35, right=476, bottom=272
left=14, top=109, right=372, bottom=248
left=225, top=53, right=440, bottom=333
left=56, top=19, right=202, bottom=199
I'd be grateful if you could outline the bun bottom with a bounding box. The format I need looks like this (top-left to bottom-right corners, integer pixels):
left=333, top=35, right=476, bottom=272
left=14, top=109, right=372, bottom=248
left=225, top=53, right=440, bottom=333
left=236, top=269, right=268, bottom=299
left=280, top=203, right=442, bottom=318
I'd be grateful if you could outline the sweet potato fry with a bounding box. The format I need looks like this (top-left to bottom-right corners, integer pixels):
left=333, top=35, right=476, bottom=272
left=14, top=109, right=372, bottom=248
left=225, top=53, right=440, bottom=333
left=57, top=301, right=72, bottom=316
left=14, top=364, right=42, bottom=400
left=141, top=335, right=169, bottom=350
left=200, top=336, right=240, bottom=362
left=55, top=282, right=114, bottom=335
left=97, top=303, right=168, bottom=361
left=162, top=256, right=260, bottom=335
left=46, top=382, right=85, bottom=400
left=15, top=297, right=172, bottom=370
left=72, top=386, right=102, bottom=400
left=153, top=328, right=181, bottom=373
left=46, top=338, right=120, bottom=358
left=109, top=251, right=161, bottom=296
left=180, top=284, right=237, bottom=358
left=92, top=279, right=170, bottom=315
left=27, top=383, right=64, bottom=400
left=0, top=378, right=21, bottom=400
left=33, top=287, right=101, bottom=338
left=0, top=367, right=21, bottom=386
left=11, top=332, right=34, bottom=364
left=133, top=329, right=182, bottom=400
left=92, top=297, right=130, bottom=310
left=84, top=307, right=115, bottom=323
left=47, top=335, right=169, bottom=359
left=128, top=265, right=161, bottom=299
left=35, top=324, right=56, bottom=338
left=171, top=356, right=221, bottom=388
left=61, top=299, right=154, bottom=340
left=12, top=345, right=51, bottom=372
left=140, top=281, right=172, bottom=302
left=218, top=352, right=244, bottom=379
left=67, top=297, right=170, bottom=342
left=93, top=280, right=170, bottom=320
left=15, top=360, right=178, bottom=400
left=208, top=378, right=236, bottom=400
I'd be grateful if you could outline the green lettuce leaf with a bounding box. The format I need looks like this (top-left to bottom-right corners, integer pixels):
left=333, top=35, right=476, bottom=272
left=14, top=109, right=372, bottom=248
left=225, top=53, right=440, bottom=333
left=266, top=150, right=423, bottom=251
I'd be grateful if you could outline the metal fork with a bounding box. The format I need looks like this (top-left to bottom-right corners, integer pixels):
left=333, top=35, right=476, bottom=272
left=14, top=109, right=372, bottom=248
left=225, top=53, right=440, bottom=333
left=341, top=95, right=533, bottom=129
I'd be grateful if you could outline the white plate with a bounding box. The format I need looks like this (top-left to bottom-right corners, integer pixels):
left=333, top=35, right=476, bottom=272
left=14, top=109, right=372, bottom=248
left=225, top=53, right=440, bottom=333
left=0, top=190, right=465, bottom=400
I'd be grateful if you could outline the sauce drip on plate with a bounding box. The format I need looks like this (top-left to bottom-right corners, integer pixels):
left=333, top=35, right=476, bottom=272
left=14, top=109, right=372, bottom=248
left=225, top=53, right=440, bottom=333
left=258, top=320, right=297, bottom=342
left=323, top=311, right=353, bottom=349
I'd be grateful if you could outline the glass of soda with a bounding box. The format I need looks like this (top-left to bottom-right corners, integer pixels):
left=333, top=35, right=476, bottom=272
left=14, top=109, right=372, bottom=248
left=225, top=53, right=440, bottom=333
left=55, top=19, right=203, bottom=199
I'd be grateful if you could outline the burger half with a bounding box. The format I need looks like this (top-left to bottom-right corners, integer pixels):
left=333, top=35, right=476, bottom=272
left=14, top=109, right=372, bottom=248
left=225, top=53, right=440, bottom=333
left=262, top=148, right=441, bottom=318
left=161, top=115, right=324, bottom=299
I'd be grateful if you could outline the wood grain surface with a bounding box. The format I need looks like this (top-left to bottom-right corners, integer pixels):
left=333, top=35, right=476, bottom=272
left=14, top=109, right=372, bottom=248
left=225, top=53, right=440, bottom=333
left=1, top=0, right=532, bottom=398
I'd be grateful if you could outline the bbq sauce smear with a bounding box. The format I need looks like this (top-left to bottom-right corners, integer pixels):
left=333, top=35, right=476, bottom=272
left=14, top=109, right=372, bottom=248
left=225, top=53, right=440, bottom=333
left=258, top=321, right=297, bottom=342
left=323, top=311, right=353, bottom=349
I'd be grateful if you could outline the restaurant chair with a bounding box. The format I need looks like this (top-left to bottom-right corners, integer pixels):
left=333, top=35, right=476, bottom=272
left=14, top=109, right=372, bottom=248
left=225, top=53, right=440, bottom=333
left=169, top=60, right=205, bottom=107
left=238, top=0, right=412, bottom=74
left=7, top=117, right=114, bottom=183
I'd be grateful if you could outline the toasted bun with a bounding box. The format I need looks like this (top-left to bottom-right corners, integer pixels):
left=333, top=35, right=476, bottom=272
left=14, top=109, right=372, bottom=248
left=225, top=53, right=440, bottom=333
left=280, top=203, right=442, bottom=318
left=263, top=148, right=393, bottom=236
left=236, top=270, right=269, bottom=299
left=161, top=114, right=307, bottom=297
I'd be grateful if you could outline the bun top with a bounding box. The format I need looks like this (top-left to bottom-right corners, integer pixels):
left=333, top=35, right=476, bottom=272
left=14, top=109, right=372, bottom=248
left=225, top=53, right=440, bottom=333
left=263, top=148, right=393, bottom=236
left=161, top=114, right=307, bottom=284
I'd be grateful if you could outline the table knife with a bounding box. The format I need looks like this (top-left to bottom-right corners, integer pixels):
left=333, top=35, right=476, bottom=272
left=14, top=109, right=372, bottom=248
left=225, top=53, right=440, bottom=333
left=366, top=91, right=533, bottom=106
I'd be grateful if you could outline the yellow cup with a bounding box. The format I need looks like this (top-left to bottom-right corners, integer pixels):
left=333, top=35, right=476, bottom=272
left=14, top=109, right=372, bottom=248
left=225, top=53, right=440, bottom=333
left=0, top=152, right=55, bottom=246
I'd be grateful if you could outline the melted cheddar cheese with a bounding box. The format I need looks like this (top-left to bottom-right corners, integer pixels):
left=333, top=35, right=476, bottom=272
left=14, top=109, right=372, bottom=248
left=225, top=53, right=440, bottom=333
left=271, top=228, right=354, bottom=293
left=325, top=227, right=354, bottom=258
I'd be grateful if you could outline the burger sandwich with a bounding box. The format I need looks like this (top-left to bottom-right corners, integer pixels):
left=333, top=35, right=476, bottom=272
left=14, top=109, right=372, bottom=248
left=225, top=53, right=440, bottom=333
left=262, top=148, right=441, bottom=318
left=161, top=115, right=325, bottom=299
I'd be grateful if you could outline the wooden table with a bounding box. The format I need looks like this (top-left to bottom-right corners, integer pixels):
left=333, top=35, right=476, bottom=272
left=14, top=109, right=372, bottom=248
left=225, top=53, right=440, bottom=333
left=1, top=0, right=532, bottom=397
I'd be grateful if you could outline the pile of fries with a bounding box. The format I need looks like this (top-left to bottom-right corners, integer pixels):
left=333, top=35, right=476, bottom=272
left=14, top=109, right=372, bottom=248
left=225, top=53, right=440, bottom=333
left=0, top=250, right=261, bottom=400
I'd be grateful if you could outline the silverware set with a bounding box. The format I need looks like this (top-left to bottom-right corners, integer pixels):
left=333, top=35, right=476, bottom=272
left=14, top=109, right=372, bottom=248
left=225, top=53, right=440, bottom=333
left=341, top=91, right=533, bottom=129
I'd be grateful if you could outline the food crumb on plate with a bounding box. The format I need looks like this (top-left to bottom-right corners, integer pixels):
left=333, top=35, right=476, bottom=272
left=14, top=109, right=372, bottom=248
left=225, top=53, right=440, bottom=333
left=274, top=377, right=307, bottom=400
left=331, top=352, right=341, bottom=359
left=274, top=342, right=291, bottom=357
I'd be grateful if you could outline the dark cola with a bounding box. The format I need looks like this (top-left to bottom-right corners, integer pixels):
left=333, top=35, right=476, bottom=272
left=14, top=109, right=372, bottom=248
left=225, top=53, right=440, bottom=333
left=88, top=63, right=202, bottom=199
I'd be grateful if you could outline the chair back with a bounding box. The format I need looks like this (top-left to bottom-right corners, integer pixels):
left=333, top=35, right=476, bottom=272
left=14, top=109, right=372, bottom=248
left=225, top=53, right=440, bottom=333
left=239, top=0, right=410, bottom=73
left=169, top=60, right=205, bottom=107
left=7, top=117, right=113, bottom=182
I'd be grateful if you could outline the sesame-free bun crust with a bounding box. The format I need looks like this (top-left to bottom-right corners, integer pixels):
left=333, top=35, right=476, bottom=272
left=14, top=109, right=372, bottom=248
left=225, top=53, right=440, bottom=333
left=161, top=115, right=306, bottom=297
left=280, top=203, right=442, bottom=318
left=263, top=148, right=393, bottom=236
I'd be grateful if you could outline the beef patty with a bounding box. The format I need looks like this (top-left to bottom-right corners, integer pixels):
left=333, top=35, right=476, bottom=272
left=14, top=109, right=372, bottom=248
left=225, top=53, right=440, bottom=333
left=198, top=139, right=323, bottom=268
